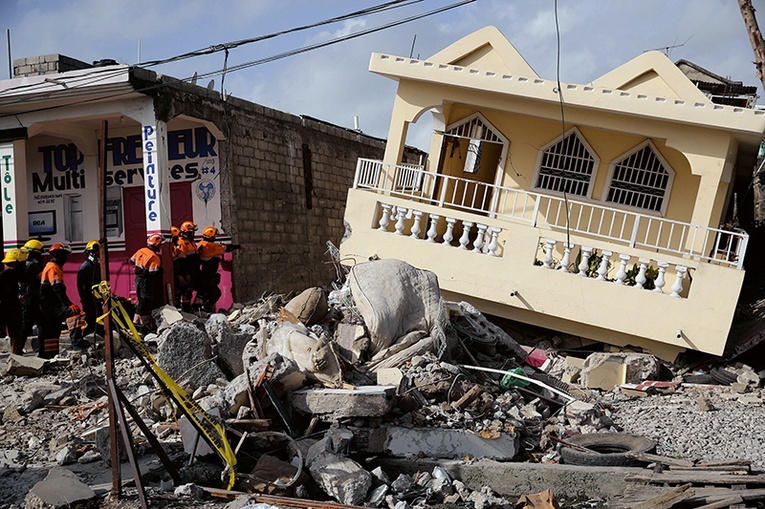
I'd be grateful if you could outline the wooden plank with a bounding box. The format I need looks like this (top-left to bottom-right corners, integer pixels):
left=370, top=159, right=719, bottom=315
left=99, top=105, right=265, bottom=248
left=625, top=472, right=765, bottom=485
left=694, top=496, right=743, bottom=509
left=625, top=483, right=693, bottom=509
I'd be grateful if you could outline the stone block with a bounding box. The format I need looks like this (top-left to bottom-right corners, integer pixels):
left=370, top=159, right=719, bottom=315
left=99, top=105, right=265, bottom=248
left=376, top=368, right=404, bottom=388
left=354, top=426, right=519, bottom=461
left=156, top=321, right=225, bottom=390
left=290, top=386, right=396, bottom=420
left=206, top=313, right=255, bottom=377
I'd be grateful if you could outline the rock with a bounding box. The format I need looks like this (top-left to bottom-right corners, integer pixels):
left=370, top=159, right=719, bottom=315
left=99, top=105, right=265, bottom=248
left=156, top=321, right=225, bottom=390
left=696, top=396, right=715, bottom=412
left=290, top=386, right=396, bottom=420
left=77, top=450, right=101, bottom=464
left=308, top=450, right=372, bottom=505
left=54, top=445, right=76, bottom=466
left=367, top=484, right=388, bottom=505
left=565, top=400, right=612, bottom=428
left=24, top=467, right=95, bottom=509
left=206, top=314, right=255, bottom=377
left=18, top=388, right=46, bottom=414
left=174, top=482, right=207, bottom=499
left=3, top=406, right=23, bottom=423
left=467, top=486, right=511, bottom=509
left=376, top=368, right=404, bottom=389
left=95, top=425, right=127, bottom=466
left=6, top=354, right=46, bottom=377
left=283, top=287, right=328, bottom=326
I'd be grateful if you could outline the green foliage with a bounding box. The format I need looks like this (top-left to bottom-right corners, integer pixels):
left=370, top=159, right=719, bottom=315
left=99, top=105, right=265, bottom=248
left=624, top=263, right=658, bottom=289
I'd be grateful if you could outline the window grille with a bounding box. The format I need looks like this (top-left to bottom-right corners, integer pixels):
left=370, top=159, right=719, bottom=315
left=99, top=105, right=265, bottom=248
left=535, top=131, right=596, bottom=197
left=606, top=143, right=671, bottom=213
left=446, top=116, right=502, bottom=143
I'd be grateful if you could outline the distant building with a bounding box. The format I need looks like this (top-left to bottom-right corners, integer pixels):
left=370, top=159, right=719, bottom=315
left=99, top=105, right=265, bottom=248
left=340, top=26, right=765, bottom=360
left=0, top=54, right=424, bottom=308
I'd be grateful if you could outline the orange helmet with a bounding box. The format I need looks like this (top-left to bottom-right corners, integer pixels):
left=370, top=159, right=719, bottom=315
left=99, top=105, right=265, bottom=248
left=171, top=226, right=180, bottom=237
left=49, top=242, right=72, bottom=255
left=180, top=221, right=197, bottom=233
left=147, top=234, right=163, bottom=248
left=202, top=226, right=217, bottom=240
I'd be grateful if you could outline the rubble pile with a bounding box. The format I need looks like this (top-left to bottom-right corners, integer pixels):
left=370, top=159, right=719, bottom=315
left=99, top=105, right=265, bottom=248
left=2, top=258, right=765, bottom=509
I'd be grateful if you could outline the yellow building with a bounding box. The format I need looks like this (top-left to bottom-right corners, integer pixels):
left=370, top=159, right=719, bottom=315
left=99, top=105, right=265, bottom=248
left=340, top=26, right=765, bottom=360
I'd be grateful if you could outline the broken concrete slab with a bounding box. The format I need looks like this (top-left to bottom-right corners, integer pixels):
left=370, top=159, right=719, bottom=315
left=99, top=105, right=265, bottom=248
left=309, top=450, right=372, bottom=505
left=352, top=426, right=519, bottom=461
left=178, top=410, right=220, bottom=458
left=580, top=352, right=660, bottom=390
left=6, top=354, right=46, bottom=377
left=376, top=368, right=404, bottom=389
left=24, top=467, right=95, bottom=509
left=156, top=320, right=225, bottom=390
left=290, top=386, right=397, bottom=420
left=153, top=304, right=185, bottom=333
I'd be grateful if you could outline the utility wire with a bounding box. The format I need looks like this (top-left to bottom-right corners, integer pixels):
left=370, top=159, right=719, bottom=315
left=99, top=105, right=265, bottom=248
left=554, top=0, right=572, bottom=249
left=0, top=0, right=424, bottom=100
left=0, top=0, right=475, bottom=118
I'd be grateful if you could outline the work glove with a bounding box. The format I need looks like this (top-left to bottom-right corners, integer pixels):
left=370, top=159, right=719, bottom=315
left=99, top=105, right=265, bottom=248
left=68, top=304, right=81, bottom=315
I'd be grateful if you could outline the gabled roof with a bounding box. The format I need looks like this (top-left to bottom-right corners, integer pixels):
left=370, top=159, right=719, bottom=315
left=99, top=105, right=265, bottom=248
left=591, top=51, right=710, bottom=103
left=428, top=26, right=538, bottom=78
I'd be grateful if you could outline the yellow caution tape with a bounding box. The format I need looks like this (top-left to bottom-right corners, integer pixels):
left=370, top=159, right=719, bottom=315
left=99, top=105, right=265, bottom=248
left=93, top=282, right=237, bottom=489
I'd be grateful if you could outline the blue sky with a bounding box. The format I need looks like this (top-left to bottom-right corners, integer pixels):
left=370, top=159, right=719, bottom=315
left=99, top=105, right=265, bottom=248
left=1, top=0, right=763, bottom=149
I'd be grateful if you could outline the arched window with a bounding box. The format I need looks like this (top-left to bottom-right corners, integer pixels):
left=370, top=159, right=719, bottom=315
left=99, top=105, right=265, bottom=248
left=533, top=128, right=598, bottom=198
left=445, top=114, right=504, bottom=174
left=604, top=141, right=674, bottom=215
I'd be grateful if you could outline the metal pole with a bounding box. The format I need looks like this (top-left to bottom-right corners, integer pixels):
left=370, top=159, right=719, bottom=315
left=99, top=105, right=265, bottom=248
left=6, top=29, right=11, bottom=79
left=98, top=120, right=120, bottom=497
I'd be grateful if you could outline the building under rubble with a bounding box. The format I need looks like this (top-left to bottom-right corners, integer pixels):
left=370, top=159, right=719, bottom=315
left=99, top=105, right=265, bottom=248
left=0, top=54, right=424, bottom=308
left=339, top=26, right=765, bottom=360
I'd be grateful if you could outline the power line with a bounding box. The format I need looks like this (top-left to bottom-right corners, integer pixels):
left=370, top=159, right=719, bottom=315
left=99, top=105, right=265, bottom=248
left=0, top=0, right=475, bottom=119
left=0, top=0, right=426, bottom=100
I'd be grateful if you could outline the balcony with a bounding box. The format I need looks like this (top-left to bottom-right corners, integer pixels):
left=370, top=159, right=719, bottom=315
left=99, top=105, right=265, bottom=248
left=341, top=159, right=749, bottom=358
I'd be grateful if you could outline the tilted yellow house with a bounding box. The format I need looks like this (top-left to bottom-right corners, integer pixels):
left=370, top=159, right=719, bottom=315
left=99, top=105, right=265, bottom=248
left=340, top=26, right=765, bottom=360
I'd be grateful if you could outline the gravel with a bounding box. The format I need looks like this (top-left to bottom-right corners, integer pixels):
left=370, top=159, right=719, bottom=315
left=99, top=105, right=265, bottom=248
left=603, top=384, right=765, bottom=471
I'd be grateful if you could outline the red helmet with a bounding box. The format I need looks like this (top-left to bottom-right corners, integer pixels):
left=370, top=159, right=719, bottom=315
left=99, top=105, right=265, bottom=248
left=147, top=234, right=163, bottom=248
left=180, top=221, right=197, bottom=233
left=202, top=226, right=217, bottom=240
left=49, top=242, right=72, bottom=255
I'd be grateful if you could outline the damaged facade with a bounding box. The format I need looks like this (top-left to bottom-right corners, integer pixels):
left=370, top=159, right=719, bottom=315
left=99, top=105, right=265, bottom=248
left=340, top=26, right=765, bottom=360
left=0, top=54, right=423, bottom=307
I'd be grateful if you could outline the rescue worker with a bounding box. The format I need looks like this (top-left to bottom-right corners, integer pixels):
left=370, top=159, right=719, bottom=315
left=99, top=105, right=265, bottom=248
left=196, top=226, right=242, bottom=312
left=175, top=221, right=200, bottom=312
left=20, top=239, right=44, bottom=344
left=0, top=249, right=28, bottom=354
left=130, top=234, right=163, bottom=331
left=77, top=240, right=102, bottom=336
left=39, top=243, right=81, bottom=358
left=170, top=225, right=182, bottom=307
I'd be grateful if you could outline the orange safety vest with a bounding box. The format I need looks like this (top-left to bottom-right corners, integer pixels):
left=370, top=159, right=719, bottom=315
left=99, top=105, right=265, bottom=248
left=176, top=237, right=197, bottom=259
left=197, top=239, right=226, bottom=262
left=131, top=247, right=162, bottom=272
left=40, top=261, right=65, bottom=286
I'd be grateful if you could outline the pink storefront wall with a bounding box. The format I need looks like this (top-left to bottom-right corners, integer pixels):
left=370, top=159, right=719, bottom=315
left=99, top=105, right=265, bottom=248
left=59, top=250, right=234, bottom=314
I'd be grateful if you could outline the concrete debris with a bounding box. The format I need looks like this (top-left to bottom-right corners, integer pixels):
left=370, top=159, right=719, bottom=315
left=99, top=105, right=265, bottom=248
left=6, top=353, right=46, bottom=377
left=263, top=321, right=343, bottom=388
left=24, top=467, right=95, bottom=509
left=156, top=320, right=226, bottom=390
left=4, top=259, right=765, bottom=509
left=580, top=352, right=660, bottom=390
left=290, top=386, right=396, bottom=420
left=308, top=450, right=372, bottom=505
